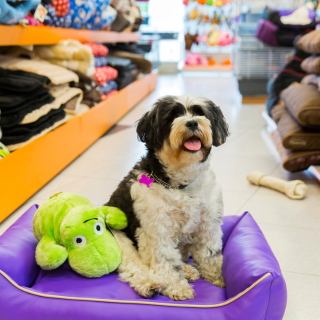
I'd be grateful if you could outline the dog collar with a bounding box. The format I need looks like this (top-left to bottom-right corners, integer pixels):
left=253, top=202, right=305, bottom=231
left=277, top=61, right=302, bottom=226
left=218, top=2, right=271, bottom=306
left=149, top=172, right=189, bottom=190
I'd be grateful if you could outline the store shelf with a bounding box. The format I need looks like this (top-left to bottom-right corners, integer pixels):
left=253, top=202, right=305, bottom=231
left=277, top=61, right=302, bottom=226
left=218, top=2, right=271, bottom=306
left=0, top=70, right=158, bottom=222
left=182, top=65, right=233, bottom=72
left=242, top=96, right=268, bottom=104
left=0, top=25, right=140, bottom=46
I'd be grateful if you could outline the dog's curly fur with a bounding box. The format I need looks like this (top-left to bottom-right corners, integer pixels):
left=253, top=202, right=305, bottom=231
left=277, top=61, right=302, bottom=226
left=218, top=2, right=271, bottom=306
left=106, top=94, right=229, bottom=301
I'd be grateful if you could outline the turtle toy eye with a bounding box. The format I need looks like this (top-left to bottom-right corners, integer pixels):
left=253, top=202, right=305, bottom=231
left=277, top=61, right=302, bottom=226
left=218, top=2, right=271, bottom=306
left=73, top=235, right=86, bottom=247
left=94, top=221, right=103, bottom=235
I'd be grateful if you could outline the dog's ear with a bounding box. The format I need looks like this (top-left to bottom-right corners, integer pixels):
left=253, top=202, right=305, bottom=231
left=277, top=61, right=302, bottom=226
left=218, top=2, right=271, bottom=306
left=205, top=101, right=229, bottom=146
left=136, top=111, right=162, bottom=150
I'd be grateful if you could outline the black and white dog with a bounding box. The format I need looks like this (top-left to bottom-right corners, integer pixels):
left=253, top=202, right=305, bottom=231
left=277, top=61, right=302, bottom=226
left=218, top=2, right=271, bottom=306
left=106, top=94, right=229, bottom=301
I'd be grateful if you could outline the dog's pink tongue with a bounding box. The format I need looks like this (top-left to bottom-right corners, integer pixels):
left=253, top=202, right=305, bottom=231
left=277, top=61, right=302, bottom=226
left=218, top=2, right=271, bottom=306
left=184, top=139, right=201, bottom=151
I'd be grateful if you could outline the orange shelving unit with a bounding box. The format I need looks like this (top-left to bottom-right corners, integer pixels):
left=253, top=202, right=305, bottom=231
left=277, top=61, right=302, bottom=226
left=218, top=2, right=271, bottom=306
left=182, top=65, right=232, bottom=72
left=0, top=25, right=140, bottom=46
left=0, top=70, right=158, bottom=222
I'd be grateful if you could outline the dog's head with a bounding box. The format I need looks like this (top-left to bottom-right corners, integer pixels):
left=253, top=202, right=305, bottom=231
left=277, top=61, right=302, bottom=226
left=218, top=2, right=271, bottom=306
left=136, top=95, right=229, bottom=167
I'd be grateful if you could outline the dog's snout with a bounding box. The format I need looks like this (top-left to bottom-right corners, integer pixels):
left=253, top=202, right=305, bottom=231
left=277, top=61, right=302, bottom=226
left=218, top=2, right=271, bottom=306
left=186, top=120, right=198, bottom=131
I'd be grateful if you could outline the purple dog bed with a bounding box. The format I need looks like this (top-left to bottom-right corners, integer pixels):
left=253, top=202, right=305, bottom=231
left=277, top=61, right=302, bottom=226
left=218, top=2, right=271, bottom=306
left=0, top=205, right=287, bottom=320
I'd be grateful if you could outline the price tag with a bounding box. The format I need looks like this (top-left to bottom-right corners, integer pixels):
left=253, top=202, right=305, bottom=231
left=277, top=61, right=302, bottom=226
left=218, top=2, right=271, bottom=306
left=34, top=4, right=48, bottom=23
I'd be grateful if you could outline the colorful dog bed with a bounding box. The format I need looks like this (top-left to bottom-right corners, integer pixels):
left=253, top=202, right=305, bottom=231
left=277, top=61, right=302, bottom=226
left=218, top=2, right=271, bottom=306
left=0, top=205, right=287, bottom=320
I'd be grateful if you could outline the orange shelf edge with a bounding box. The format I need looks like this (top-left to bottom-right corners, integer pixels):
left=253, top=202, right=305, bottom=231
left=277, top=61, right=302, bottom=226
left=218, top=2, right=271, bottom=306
left=182, top=65, right=232, bottom=72
left=0, top=71, right=158, bottom=222
left=0, top=25, right=140, bottom=46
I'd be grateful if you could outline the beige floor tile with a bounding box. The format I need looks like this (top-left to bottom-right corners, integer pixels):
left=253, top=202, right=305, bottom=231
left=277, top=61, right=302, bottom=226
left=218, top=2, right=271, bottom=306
left=212, top=153, right=278, bottom=193
left=90, top=151, right=143, bottom=180
left=258, top=223, right=320, bottom=276
left=39, top=176, right=120, bottom=206
left=283, top=272, right=320, bottom=320
left=222, top=190, right=253, bottom=216
left=218, top=122, right=280, bottom=159
left=242, top=189, right=320, bottom=231
left=243, top=164, right=320, bottom=230
left=59, top=155, right=109, bottom=177
left=81, top=126, right=145, bottom=160
left=0, top=198, right=45, bottom=235
left=33, top=174, right=81, bottom=199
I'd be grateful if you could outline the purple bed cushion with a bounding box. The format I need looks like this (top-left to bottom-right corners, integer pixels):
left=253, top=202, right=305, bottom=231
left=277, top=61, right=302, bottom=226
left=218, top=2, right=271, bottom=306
left=0, top=205, right=287, bottom=320
left=255, top=19, right=279, bottom=46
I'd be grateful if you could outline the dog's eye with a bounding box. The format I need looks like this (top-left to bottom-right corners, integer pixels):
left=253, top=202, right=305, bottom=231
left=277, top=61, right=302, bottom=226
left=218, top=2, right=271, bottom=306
left=94, top=222, right=103, bottom=235
left=73, top=235, right=86, bottom=247
left=191, top=105, right=205, bottom=116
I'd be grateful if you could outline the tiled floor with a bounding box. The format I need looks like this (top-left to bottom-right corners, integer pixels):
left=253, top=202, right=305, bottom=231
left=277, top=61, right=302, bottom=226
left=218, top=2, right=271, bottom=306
left=1, top=74, right=320, bottom=319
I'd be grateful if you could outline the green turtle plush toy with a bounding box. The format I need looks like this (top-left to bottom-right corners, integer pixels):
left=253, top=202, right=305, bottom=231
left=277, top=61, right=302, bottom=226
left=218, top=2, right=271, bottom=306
left=33, top=192, right=127, bottom=278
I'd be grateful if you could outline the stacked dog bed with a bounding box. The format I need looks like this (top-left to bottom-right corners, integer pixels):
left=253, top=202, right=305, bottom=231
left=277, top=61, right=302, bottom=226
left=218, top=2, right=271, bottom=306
left=84, top=42, right=119, bottom=100
left=255, top=6, right=315, bottom=47
left=106, top=42, right=153, bottom=90
left=34, top=40, right=116, bottom=104
left=269, top=30, right=320, bottom=172
left=34, top=40, right=95, bottom=77
left=266, top=47, right=311, bottom=114
left=0, top=55, right=82, bottom=151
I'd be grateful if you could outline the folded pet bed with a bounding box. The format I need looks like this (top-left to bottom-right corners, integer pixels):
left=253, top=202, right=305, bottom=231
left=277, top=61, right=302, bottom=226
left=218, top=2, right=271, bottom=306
left=70, top=70, right=102, bottom=107
left=84, top=42, right=109, bottom=57
left=34, top=40, right=93, bottom=62
left=95, top=57, right=108, bottom=68
left=265, top=49, right=309, bottom=115
left=280, top=82, right=320, bottom=129
left=99, top=80, right=118, bottom=95
left=94, top=66, right=118, bottom=86
left=0, top=205, right=287, bottom=320
left=297, top=29, right=320, bottom=53
left=43, top=4, right=72, bottom=28
left=255, top=19, right=279, bottom=46
left=271, top=103, right=320, bottom=151
left=271, top=129, right=320, bottom=172
left=301, top=55, right=320, bottom=74
left=301, top=74, right=320, bottom=89
left=0, top=55, right=79, bottom=85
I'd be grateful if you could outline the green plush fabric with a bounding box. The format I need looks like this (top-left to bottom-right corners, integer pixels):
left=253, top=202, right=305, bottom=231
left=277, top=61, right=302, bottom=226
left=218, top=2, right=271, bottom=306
left=33, top=192, right=127, bottom=278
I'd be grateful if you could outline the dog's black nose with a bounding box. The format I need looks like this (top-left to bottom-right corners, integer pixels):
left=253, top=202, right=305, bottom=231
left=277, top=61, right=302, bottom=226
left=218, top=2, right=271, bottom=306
left=186, top=120, right=198, bottom=131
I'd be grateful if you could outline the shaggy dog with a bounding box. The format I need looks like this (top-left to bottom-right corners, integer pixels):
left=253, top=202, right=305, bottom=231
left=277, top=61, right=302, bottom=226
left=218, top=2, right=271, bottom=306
left=106, top=94, right=229, bottom=301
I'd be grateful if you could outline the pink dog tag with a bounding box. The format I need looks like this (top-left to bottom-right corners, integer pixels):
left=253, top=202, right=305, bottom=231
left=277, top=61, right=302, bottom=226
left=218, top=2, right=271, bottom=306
left=139, top=174, right=154, bottom=188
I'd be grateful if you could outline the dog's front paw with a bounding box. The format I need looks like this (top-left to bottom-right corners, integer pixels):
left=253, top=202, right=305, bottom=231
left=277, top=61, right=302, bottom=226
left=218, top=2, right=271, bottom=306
left=136, top=277, right=165, bottom=298
left=183, top=264, right=200, bottom=283
left=162, top=281, right=195, bottom=301
left=208, top=273, right=225, bottom=288
left=120, top=271, right=165, bottom=298
left=197, top=252, right=226, bottom=288
left=136, top=272, right=165, bottom=298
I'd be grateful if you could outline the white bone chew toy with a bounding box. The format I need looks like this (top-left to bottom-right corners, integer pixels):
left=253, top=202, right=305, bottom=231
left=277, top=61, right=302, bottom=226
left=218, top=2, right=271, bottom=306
left=247, top=171, right=308, bottom=200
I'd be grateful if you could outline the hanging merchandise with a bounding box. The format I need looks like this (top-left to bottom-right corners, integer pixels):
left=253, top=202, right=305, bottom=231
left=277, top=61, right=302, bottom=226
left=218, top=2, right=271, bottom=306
left=183, top=0, right=237, bottom=69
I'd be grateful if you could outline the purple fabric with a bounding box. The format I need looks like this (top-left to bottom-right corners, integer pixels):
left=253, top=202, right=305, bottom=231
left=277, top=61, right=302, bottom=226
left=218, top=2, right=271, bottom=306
left=255, top=19, right=279, bottom=46
left=278, top=9, right=316, bottom=21
left=0, top=206, right=287, bottom=320
left=277, top=8, right=316, bottom=30
left=0, top=205, right=40, bottom=287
